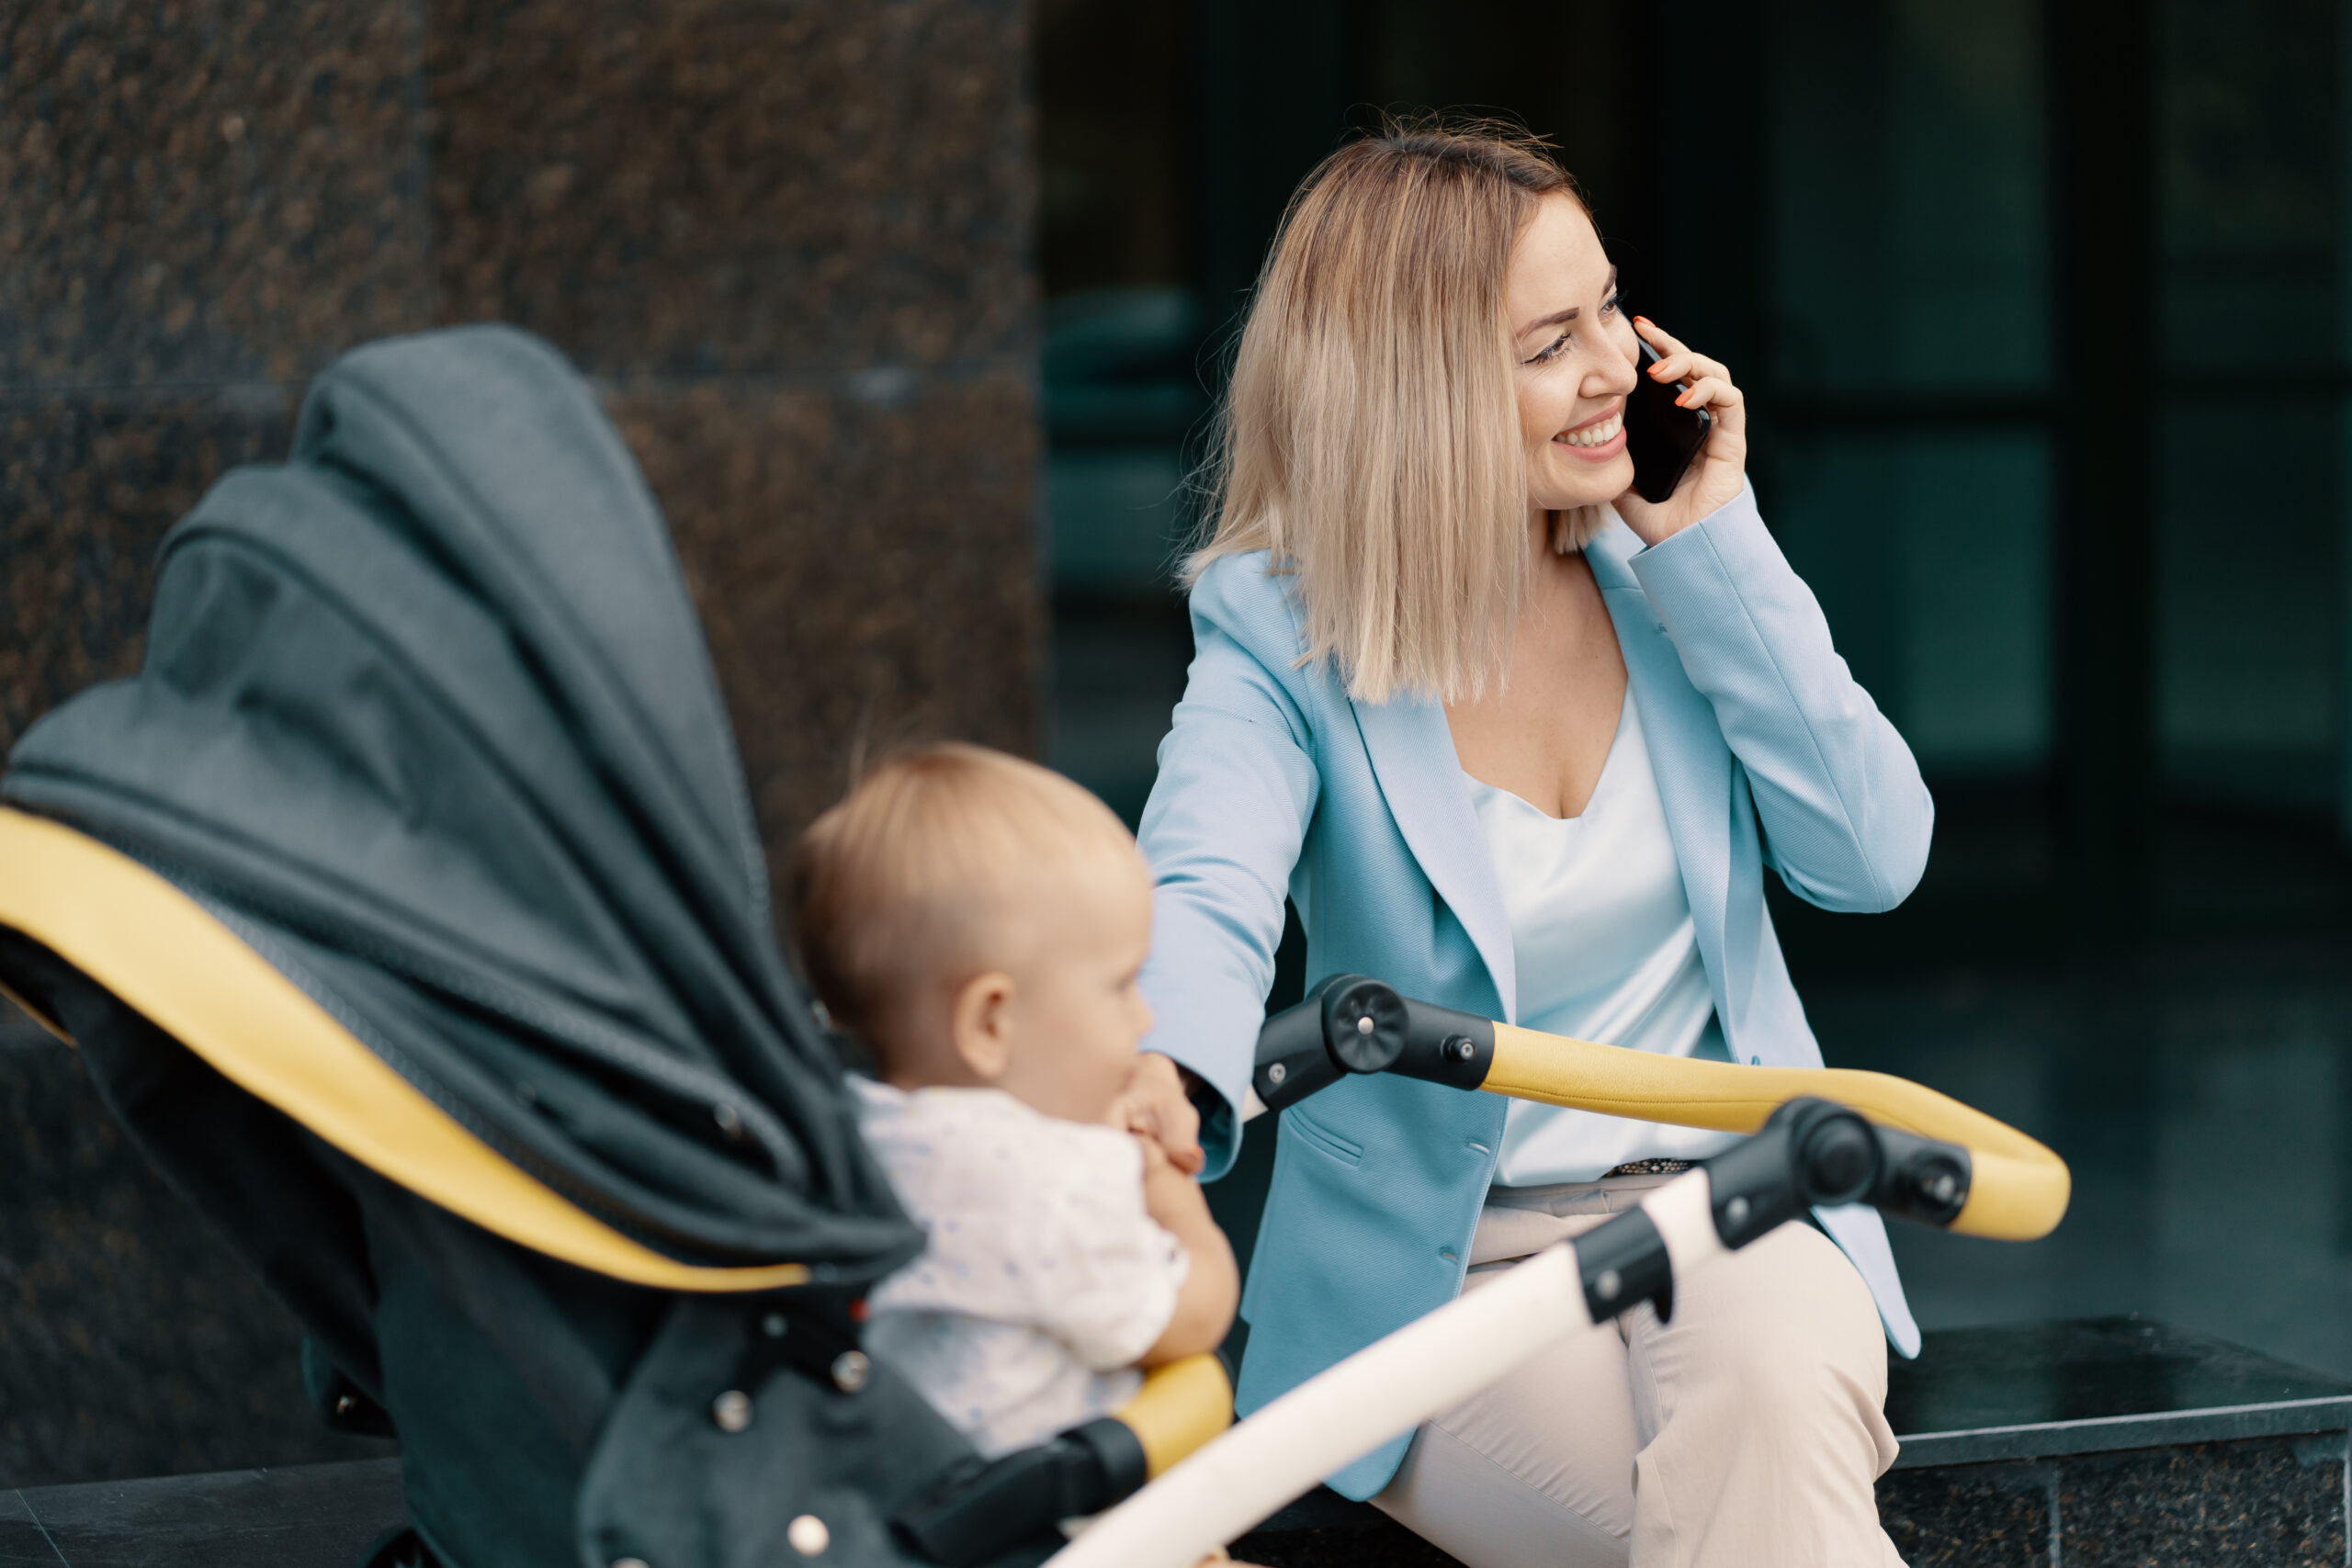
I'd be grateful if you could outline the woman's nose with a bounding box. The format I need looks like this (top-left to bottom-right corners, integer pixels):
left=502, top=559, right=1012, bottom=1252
left=1589, top=335, right=1640, bottom=398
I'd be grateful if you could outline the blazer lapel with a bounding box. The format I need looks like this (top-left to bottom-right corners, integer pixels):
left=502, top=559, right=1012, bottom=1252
left=1588, top=519, right=1735, bottom=1021
left=1348, top=695, right=1518, bottom=1022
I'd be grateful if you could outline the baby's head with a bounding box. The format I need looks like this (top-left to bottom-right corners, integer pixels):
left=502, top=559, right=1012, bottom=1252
left=790, top=743, right=1154, bottom=1125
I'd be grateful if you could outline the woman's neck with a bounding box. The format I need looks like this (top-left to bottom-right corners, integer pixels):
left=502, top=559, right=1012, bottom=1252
left=1444, top=517, right=1630, bottom=819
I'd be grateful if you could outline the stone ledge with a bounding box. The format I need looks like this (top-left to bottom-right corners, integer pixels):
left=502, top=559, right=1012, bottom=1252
left=1237, top=1318, right=2352, bottom=1566
left=0, top=1458, right=405, bottom=1568
left=5, top=1320, right=2347, bottom=1566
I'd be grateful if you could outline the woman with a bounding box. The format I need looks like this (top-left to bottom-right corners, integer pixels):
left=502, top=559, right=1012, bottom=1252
left=1129, top=124, right=1929, bottom=1566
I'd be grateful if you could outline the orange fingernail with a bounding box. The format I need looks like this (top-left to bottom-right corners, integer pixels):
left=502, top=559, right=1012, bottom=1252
left=1674, top=391, right=1694, bottom=407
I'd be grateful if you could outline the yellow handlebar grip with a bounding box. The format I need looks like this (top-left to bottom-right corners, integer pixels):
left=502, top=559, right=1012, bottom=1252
left=1114, top=1354, right=1235, bottom=1479
left=1487, top=1024, right=2069, bottom=1241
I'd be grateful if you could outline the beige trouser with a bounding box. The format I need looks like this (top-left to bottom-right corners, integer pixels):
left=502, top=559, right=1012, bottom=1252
left=1371, top=1174, right=1905, bottom=1568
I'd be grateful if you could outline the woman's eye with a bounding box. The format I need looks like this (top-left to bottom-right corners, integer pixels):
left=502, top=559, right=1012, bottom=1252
left=1600, top=294, right=1622, bottom=320
left=1527, top=332, right=1571, bottom=367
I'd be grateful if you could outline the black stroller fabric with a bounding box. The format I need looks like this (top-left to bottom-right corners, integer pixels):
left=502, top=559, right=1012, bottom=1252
left=0, top=326, right=999, bottom=1567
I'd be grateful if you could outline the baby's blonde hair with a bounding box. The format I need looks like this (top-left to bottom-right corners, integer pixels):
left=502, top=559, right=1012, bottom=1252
left=789, top=743, right=1141, bottom=1046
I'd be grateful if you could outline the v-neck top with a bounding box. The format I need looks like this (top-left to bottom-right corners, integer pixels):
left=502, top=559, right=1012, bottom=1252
left=1464, top=685, right=1739, bottom=1187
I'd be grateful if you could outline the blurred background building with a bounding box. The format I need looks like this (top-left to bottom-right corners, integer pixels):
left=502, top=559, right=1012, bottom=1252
left=5, top=0, right=2352, bottom=1491
left=1038, top=0, right=2352, bottom=944
left=1037, top=0, right=2352, bottom=1390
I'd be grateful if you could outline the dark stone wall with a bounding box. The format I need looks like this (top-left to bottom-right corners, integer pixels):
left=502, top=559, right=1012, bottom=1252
left=0, top=1015, right=399, bottom=1487
left=0, top=0, right=1037, bottom=1483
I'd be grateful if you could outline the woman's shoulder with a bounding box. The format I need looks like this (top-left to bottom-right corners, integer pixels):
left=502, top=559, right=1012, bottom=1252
left=1190, top=546, right=1285, bottom=602
left=1188, top=548, right=1310, bottom=661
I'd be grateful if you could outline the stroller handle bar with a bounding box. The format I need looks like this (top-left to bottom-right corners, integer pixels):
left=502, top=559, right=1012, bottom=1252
left=1048, top=1096, right=1965, bottom=1568
left=1249, top=974, right=2069, bottom=1243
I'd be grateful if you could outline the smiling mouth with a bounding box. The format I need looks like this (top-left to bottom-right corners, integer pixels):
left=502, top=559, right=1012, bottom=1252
left=1555, top=411, right=1623, bottom=449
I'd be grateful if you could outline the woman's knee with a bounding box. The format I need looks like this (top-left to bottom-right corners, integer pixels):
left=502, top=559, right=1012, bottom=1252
left=1649, top=1224, right=1897, bottom=1476
left=1652, top=1224, right=1890, bottom=1419
left=1733, top=1223, right=1882, bottom=1348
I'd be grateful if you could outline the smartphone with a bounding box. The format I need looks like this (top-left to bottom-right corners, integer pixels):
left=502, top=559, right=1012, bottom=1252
left=1623, top=331, right=1712, bottom=504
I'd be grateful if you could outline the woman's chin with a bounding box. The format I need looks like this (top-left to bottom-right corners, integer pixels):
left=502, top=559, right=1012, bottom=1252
left=1532, top=460, right=1633, bottom=514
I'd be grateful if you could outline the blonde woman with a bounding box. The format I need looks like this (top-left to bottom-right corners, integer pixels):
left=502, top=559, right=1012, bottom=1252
left=1126, top=124, right=1928, bottom=1566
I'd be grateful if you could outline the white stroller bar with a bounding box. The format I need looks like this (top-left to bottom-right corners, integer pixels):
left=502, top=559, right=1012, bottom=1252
left=1050, top=1097, right=1950, bottom=1568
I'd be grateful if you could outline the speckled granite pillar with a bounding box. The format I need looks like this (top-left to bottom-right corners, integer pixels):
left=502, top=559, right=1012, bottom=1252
left=1, top=0, right=433, bottom=1487
left=425, top=0, right=1043, bottom=851
left=1878, top=1461, right=2059, bottom=1568
left=1, top=0, right=1037, bottom=1483
left=2057, top=1438, right=2349, bottom=1566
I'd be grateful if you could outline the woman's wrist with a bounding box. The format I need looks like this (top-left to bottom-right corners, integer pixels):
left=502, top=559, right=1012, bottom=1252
left=1619, top=471, right=1748, bottom=551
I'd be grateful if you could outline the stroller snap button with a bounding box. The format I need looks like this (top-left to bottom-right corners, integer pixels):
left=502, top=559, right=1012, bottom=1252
left=831, top=1350, right=870, bottom=1393
left=711, top=1389, right=753, bottom=1432
left=787, top=1516, right=830, bottom=1556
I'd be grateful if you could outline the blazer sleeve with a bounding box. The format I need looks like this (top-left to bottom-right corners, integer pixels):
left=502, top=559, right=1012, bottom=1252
left=1134, top=562, right=1320, bottom=1179
left=1628, top=484, right=1934, bottom=913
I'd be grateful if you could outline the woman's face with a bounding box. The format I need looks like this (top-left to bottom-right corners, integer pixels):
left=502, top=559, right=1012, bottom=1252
left=1508, top=194, right=1640, bottom=514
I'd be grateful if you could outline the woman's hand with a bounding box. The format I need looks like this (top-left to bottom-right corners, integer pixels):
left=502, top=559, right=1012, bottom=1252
left=1108, top=1051, right=1205, bottom=1176
left=1611, top=317, right=1748, bottom=549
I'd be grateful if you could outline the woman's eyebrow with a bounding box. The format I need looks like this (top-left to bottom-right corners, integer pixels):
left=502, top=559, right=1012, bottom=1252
left=1513, top=269, right=1620, bottom=341
left=1517, top=305, right=1579, bottom=339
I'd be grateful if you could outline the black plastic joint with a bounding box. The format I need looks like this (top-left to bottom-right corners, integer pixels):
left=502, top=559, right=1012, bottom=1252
left=894, top=1422, right=1131, bottom=1568
left=1574, top=1208, right=1675, bottom=1325
left=1319, top=976, right=1411, bottom=1074
left=1387, top=996, right=1496, bottom=1091
left=1700, top=1097, right=1968, bottom=1253
left=1251, top=992, right=1342, bottom=1113
left=1065, top=1416, right=1148, bottom=1507
left=1867, top=1127, right=1972, bottom=1226
left=1251, top=977, right=1499, bottom=1111
left=1252, top=974, right=1410, bottom=1112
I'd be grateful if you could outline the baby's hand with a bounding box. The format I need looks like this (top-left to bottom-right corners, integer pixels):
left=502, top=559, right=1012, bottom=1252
left=1106, top=1053, right=1205, bottom=1176
left=1131, top=1127, right=1207, bottom=1233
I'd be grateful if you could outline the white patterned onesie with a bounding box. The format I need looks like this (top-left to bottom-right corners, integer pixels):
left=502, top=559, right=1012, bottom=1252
left=850, top=1077, right=1192, bottom=1458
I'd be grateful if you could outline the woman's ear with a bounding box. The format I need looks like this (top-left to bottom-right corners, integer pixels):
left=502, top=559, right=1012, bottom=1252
left=947, top=971, right=1016, bottom=1082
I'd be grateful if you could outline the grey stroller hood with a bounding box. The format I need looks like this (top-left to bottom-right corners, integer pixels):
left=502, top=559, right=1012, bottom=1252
left=3, top=323, right=918, bottom=1280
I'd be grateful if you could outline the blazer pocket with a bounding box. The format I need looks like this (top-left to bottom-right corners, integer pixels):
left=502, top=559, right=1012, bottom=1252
left=1283, top=1105, right=1363, bottom=1168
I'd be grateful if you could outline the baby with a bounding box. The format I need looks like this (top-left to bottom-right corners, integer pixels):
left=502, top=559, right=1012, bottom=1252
left=790, top=742, right=1238, bottom=1461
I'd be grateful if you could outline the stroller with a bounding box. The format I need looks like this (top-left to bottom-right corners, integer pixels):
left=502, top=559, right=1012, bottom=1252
left=0, top=327, right=2065, bottom=1568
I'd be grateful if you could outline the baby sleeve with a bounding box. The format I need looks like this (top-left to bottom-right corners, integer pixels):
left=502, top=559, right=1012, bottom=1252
left=1024, top=1129, right=1192, bottom=1373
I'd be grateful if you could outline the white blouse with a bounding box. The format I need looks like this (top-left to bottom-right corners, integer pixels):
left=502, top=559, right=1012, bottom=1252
left=1465, top=686, right=1741, bottom=1188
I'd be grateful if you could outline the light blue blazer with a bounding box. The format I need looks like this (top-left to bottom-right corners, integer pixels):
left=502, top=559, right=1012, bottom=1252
left=1135, top=485, right=1934, bottom=1499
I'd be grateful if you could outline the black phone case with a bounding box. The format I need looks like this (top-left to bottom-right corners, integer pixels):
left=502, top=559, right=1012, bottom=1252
left=1624, top=336, right=1713, bottom=504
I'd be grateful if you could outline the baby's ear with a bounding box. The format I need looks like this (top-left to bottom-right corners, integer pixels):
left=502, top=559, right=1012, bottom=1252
left=946, top=971, right=1016, bottom=1082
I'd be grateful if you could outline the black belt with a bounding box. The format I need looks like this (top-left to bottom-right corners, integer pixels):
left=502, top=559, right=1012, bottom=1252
left=1601, top=1158, right=1694, bottom=1178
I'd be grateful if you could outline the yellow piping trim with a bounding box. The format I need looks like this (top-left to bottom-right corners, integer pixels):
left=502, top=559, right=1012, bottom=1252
left=1487, top=1023, right=2069, bottom=1242
left=0, top=977, right=74, bottom=1045
left=1115, top=1354, right=1233, bottom=1479
left=0, top=807, right=808, bottom=1292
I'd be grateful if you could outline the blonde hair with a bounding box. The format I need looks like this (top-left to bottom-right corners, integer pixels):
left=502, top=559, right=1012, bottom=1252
left=789, top=743, right=1140, bottom=1044
left=1189, top=119, right=1599, bottom=704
